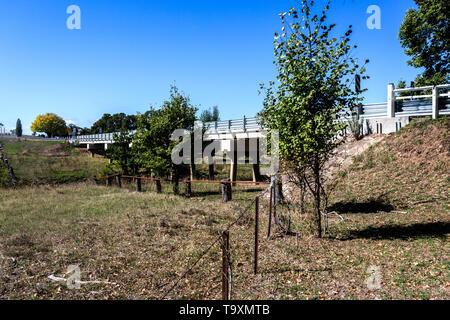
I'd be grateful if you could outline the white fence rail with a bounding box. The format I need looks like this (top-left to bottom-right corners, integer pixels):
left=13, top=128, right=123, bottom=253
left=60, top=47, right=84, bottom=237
left=70, top=83, right=449, bottom=144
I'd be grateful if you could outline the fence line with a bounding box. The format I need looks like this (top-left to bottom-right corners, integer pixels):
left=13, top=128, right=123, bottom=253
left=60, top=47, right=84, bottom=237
left=90, top=171, right=274, bottom=299
left=159, top=186, right=271, bottom=300
left=183, top=179, right=269, bottom=185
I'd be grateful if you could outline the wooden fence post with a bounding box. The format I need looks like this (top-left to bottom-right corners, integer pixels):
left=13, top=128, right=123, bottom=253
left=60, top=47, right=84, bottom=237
left=254, top=196, right=259, bottom=275
left=115, top=174, right=122, bottom=188
left=275, top=179, right=283, bottom=204
left=267, top=186, right=273, bottom=239
left=155, top=179, right=162, bottom=194
left=271, top=178, right=280, bottom=225
left=222, top=230, right=230, bottom=300
left=221, top=179, right=232, bottom=202
left=185, top=179, right=192, bottom=198
left=93, top=176, right=98, bottom=186
left=136, top=178, right=142, bottom=192
left=106, top=176, right=112, bottom=187
left=273, top=187, right=279, bottom=225
left=9, top=167, right=17, bottom=184
left=173, top=177, right=179, bottom=195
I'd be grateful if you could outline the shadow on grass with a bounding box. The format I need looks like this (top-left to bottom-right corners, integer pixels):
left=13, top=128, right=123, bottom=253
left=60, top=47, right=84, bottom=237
left=342, top=222, right=450, bottom=240
left=328, top=198, right=394, bottom=214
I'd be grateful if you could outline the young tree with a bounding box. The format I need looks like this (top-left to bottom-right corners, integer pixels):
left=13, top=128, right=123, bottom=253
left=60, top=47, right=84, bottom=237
left=31, top=113, right=67, bottom=137
left=106, top=129, right=137, bottom=175
left=16, top=119, right=22, bottom=137
left=398, top=0, right=449, bottom=85
left=132, top=86, right=197, bottom=191
left=199, top=106, right=220, bottom=122
left=259, top=0, right=368, bottom=237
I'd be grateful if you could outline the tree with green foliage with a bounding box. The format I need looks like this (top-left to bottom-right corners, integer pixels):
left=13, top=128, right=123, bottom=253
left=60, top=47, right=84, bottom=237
left=16, top=119, right=22, bottom=137
left=132, top=86, right=197, bottom=192
left=106, top=129, right=137, bottom=175
left=91, top=113, right=137, bottom=134
left=67, top=124, right=90, bottom=136
left=396, top=80, right=413, bottom=97
left=199, top=106, right=220, bottom=122
left=259, top=0, right=368, bottom=238
left=398, top=0, right=449, bottom=86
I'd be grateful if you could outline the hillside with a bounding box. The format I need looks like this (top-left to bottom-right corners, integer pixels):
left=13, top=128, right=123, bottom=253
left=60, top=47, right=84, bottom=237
left=332, top=118, right=449, bottom=217
left=0, top=139, right=109, bottom=184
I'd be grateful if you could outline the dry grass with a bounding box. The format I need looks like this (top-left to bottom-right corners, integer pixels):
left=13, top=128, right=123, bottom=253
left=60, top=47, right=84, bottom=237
left=0, top=119, right=448, bottom=300
left=0, top=139, right=109, bottom=184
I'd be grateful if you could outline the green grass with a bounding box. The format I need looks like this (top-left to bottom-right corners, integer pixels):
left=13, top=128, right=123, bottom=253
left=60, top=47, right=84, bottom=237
left=0, top=139, right=109, bottom=184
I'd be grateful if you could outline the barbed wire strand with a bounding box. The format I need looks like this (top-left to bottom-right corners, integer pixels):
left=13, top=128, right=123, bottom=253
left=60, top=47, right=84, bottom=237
left=159, top=185, right=270, bottom=300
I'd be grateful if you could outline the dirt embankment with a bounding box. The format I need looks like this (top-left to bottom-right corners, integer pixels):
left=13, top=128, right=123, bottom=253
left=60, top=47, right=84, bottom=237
left=280, top=118, right=450, bottom=202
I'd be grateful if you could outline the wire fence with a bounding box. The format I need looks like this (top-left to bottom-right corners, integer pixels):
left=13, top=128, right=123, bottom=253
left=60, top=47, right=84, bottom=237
left=91, top=173, right=269, bottom=198
left=90, top=173, right=281, bottom=300
left=159, top=185, right=271, bottom=300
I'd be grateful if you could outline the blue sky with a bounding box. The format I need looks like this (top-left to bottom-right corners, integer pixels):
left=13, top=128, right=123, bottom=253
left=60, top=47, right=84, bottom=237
left=0, top=0, right=420, bottom=134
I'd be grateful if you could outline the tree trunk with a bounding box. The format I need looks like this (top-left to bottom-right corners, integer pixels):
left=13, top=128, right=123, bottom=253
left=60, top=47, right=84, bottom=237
left=313, top=158, right=322, bottom=238
left=172, top=169, right=179, bottom=195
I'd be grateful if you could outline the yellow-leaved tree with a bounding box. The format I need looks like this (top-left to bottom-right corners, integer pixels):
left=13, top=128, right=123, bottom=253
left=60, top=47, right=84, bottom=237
left=31, top=113, right=67, bottom=138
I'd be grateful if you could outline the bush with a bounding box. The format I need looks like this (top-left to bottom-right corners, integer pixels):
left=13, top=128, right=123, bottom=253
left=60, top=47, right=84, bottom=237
left=97, top=163, right=120, bottom=178
left=0, top=164, right=12, bottom=187
left=348, top=116, right=364, bottom=140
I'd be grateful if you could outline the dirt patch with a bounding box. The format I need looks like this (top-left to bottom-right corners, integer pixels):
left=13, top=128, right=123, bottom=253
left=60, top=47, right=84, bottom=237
left=281, top=134, right=385, bottom=201
left=324, top=135, right=385, bottom=178
left=41, top=144, right=69, bottom=157
left=384, top=120, right=450, bottom=164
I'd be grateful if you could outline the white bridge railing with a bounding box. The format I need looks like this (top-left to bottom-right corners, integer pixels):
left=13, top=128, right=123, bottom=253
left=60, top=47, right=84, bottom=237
left=71, top=83, right=449, bottom=144
left=75, top=132, right=121, bottom=143
left=387, top=83, right=450, bottom=118
left=203, top=116, right=263, bottom=134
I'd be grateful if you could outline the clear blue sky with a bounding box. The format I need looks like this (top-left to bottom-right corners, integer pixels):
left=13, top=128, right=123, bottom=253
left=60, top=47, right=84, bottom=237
left=0, top=0, right=420, bottom=134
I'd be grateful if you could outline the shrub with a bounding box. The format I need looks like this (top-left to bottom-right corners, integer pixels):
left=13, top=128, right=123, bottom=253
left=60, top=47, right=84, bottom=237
left=348, top=116, right=364, bottom=140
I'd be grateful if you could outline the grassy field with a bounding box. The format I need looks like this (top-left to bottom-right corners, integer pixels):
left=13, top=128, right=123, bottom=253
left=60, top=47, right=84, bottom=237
left=0, top=119, right=448, bottom=300
left=0, top=139, right=109, bottom=184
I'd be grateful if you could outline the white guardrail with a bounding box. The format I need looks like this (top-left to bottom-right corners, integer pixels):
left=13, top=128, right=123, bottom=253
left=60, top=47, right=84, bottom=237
left=71, top=83, right=449, bottom=144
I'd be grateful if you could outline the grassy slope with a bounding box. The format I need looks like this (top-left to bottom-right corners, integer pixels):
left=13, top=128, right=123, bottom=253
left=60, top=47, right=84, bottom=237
left=0, top=139, right=109, bottom=184
left=0, top=119, right=448, bottom=300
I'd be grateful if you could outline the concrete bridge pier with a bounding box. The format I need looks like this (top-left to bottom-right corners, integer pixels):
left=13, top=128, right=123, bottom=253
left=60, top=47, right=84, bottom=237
left=87, top=143, right=109, bottom=158
left=251, top=139, right=261, bottom=183
left=227, top=137, right=262, bottom=184
left=229, top=137, right=238, bottom=185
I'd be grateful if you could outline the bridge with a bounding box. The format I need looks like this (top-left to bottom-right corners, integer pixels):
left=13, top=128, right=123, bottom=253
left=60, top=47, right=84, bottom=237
left=70, top=83, right=449, bottom=181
